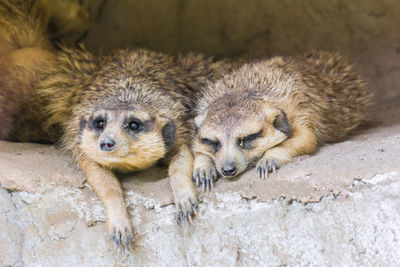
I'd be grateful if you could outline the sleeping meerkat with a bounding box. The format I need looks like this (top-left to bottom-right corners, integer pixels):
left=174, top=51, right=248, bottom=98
left=37, top=48, right=231, bottom=249
left=192, top=51, right=373, bottom=190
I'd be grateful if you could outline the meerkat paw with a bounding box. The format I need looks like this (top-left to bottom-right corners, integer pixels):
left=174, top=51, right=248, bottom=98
left=256, top=148, right=292, bottom=179
left=256, top=158, right=280, bottom=179
left=193, top=154, right=217, bottom=192
left=108, top=215, right=133, bottom=251
left=175, top=187, right=198, bottom=225
left=192, top=164, right=217, bottom=192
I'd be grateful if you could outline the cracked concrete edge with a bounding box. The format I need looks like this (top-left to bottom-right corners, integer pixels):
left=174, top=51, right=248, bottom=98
left=2, top=171, right=400, bottom=266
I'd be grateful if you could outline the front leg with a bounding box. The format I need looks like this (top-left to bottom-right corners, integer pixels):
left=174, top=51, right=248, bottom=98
left=79, top=157, right=133, bottom=250
left=193, top=153, right=217, bottom=192
left=257, top=126, right=317, bottom=179
left=169, top=145, right=198, bottom=224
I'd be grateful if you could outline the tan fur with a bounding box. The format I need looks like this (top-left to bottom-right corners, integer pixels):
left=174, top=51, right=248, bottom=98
left=28, top=48, right=232, bottom=249
left=0, top=48, right=57, bottom=142
left=193, top=51, right=373, bottom=187
left=79, top=156, right=131, bottom=247
left=0, top=0, right=90, bottom=141
left=0, top=0, right=52, bottom=56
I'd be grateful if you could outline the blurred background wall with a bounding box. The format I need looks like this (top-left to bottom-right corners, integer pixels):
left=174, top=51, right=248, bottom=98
left=83, top=0, right=400, bottom=103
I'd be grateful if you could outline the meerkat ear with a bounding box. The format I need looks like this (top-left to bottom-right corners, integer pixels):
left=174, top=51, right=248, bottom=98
left=161, top=119, right=176, bottom=148
left=273, top=110, right=291, bottom=137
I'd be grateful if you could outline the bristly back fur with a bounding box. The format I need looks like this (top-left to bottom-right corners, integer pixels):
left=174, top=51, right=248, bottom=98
left=196, top=51, right=373, bottom=143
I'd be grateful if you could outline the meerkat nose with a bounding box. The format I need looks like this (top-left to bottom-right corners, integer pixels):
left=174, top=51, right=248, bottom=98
left=221, top=162, right=237, bottom=177
left=100, top=137, right=116, bottom=152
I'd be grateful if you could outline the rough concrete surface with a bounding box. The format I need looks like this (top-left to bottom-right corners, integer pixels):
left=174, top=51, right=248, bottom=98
left=0, top=98, right=399, bottom=266
left=1, top=0, right=400, bottom=265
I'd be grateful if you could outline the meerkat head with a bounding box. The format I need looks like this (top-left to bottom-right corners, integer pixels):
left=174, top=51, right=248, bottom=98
left=78, top=99, right=176, bottom=173
left=193, top=93, right=291, bottom=177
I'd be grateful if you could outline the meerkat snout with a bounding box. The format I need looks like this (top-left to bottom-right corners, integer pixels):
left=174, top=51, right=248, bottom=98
left=100, top=136, right=116, bottom=152
left=221, top=161, right=237, bottom=177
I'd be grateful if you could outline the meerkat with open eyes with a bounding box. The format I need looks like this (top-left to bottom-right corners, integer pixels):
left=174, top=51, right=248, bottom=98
left=192, top=51, right=373, bottom=190
left=0, top=0, right=232, bottom=252
left=36, top=48, right=231, bottom=249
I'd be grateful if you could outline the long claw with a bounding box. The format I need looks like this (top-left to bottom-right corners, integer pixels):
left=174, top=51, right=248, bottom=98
left=272, top=161, right=277, bottom=173
left=127, top=230, right=133, bottom=249
left=210, top=169, right=216, bottom=182
left=178, top=204, right=184, bottom=224
left=116, top=234, right=121, bottom=249
left=193, top=171, right=200, bottom=187
left=112, top=229, right=117, bottom=246
left=187, top=210, right=193, bottom=224
left=123, top=235, right=128, bottom=250
left=192, top=202, right=198, bottom=216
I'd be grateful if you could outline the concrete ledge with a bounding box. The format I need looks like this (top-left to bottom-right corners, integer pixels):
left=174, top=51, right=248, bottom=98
left=0, top=98, right=399, bottom=265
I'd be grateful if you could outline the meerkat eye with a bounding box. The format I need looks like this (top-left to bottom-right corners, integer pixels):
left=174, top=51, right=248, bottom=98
left=94, top=118, right=106, bottom=130
left=200, top=138, right=221, bottom=152
left=238, top=131, right=262, bottom=149
left=127, top=120, right=142, bottom=132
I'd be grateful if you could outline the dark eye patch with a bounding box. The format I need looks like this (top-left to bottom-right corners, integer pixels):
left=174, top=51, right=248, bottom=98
left=94, top=118, right=106, bottom=130
left=123, top=117, right=146, bottom=135
left=238, top=130, right=262, bottom=149
left=89, top=115, right=107, bottom=133
left=128, top=119, right=142, bottom=132
left=200, top=138, right=221, bottom=153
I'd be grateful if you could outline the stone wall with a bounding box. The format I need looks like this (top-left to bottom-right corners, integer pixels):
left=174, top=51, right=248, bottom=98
left=84, top=0, right=400, bottom=101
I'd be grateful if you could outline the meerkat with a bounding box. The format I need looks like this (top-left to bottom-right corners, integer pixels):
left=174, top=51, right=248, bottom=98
left=0, top=0, right=230, bottom=245
left=192, top=51, right=373, bottom=190
left=28, top=47, right=231, bottom=249
left=0, top=0, right=90, bottom=141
